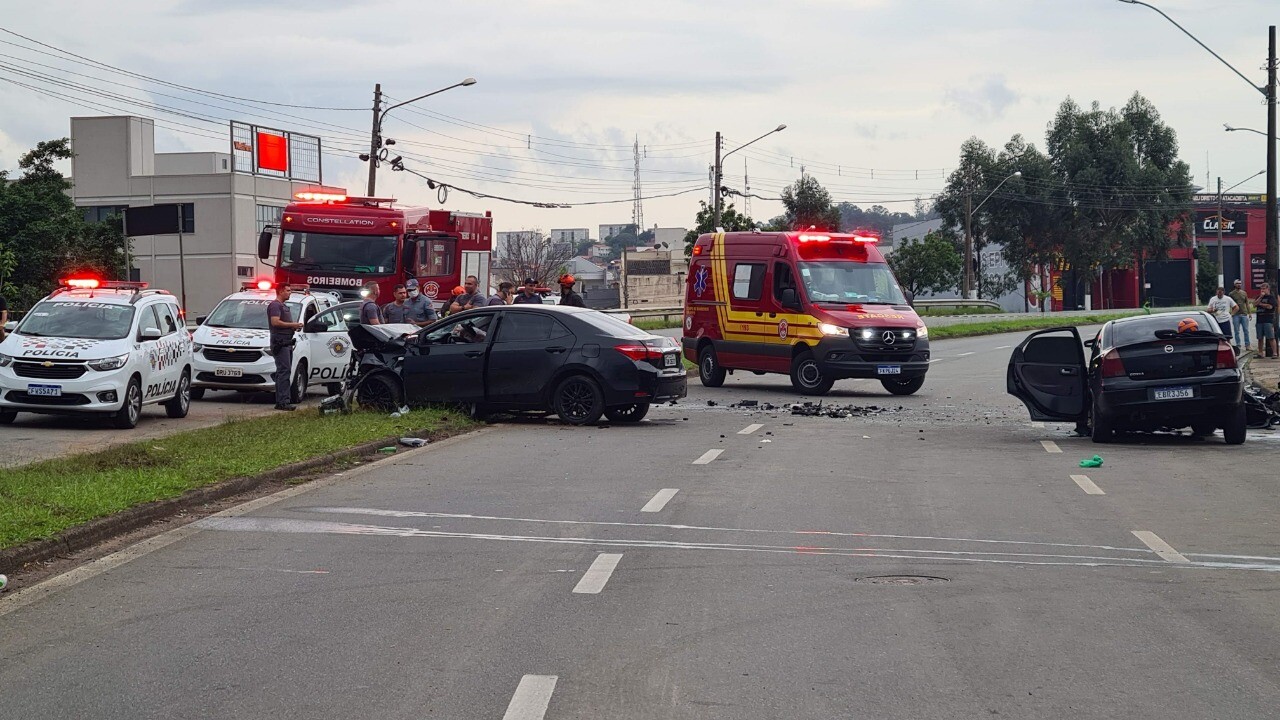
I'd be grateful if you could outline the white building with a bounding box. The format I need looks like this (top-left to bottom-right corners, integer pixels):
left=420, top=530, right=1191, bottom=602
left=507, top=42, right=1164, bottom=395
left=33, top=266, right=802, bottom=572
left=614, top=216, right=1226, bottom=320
left=599, top=223, right=633, bottom=240
left=888, top=218, right=1025, bottom=312
left=549, top=228, right=591, bottom=244
left=70, top=115, right=327, bottom=316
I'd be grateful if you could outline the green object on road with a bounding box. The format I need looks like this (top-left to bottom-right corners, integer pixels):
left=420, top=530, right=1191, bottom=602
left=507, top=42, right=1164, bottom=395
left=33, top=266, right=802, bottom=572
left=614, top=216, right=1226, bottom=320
left=378, top=446, right=396, bottom=454
left=1079, top=455, right=1104, bottom=468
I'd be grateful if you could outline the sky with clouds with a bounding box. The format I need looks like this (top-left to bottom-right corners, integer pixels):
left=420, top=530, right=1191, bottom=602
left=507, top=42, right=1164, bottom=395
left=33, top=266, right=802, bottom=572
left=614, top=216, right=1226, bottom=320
left=0, top=0, right=1276, bottom=237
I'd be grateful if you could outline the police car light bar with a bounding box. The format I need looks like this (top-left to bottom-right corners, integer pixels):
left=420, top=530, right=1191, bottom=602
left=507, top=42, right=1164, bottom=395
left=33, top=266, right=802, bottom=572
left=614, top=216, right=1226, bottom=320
left=62, top=277, right=100, bottom=289
left=60, top=278, right=150, bottom=290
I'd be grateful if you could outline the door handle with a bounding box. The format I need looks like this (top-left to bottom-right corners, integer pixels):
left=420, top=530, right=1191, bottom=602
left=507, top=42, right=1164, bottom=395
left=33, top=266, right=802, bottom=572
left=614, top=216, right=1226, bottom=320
left=545, top=346, right=567, bottom=354
left=1060, top=367, right=1079, bottom=376
left=464, top=351, right=483, bottom=358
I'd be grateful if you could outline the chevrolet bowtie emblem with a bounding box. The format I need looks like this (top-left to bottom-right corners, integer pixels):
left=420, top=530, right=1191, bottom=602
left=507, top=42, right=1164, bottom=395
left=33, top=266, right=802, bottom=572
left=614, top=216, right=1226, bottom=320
left=41, top=361, right=53, bottom=367
left=227, top=349, right=236, bottom=353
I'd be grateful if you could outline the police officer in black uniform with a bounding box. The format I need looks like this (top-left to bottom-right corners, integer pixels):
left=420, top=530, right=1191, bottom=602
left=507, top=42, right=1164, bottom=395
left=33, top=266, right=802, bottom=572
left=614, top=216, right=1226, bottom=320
left=267, top=284, right=302, bottom=410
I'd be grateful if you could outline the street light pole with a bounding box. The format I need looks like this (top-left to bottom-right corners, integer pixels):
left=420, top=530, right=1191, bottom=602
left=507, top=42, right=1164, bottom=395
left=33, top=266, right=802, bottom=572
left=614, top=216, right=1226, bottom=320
left=365, top=78, right=476, bottom=196
left=713, top=124, right=786, bottom=228
left=1116, top=2, right=1275, bottom=294
left=964, top=171, right=1022, bottom=299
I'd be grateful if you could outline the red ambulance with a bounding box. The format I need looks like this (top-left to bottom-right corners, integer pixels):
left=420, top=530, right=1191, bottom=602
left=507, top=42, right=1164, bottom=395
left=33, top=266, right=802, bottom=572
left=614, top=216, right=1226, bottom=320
left=682, top=230, right=930, bottom=395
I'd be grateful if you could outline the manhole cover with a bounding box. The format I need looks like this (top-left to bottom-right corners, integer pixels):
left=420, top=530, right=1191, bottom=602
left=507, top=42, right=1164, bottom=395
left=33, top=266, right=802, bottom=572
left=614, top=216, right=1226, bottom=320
left=854, top=575, right=949, bottom=585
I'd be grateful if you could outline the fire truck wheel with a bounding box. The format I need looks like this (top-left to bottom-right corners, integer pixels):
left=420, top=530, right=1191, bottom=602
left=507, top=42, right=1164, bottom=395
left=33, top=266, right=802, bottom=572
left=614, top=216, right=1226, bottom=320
left=699, top=346, right=727, bottom=387
left=189, top=388, right=206, bottom=401
left=604, top=403, right=650, bottom=423
left=790, top=351, right=834, bottom=395
left=880, top=376, right=925, bottom=396
left=553, top=374, right=605, bottom=425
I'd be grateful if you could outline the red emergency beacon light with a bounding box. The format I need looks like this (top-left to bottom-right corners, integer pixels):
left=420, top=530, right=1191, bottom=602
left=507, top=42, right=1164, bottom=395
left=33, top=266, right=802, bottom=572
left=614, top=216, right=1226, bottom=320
left=61, top=277, right=101, bottom=289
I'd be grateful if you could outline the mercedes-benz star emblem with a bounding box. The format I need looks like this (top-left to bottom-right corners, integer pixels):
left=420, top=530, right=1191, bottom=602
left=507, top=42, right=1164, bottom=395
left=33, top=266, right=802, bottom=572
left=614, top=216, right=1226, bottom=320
left=882, top=330, right=896, bottom=345
left=1164, top=345, right=1174, bottom=353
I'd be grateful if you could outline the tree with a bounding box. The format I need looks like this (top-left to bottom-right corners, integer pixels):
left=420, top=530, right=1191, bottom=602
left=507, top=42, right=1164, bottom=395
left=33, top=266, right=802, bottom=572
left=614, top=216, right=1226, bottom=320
left=779, top=175, right=842, bottom=231
left=837, top=202, right=930, bottom=239
left=1196, top=245, right=1219, bottom=303
left=492, top=230, right=574, bottom=287
left=602, top=224, right=639, bottom=259
left=682, top=201, right=756, bottom=256
left=887, top=230, right=962, bottom=296
left=0, top=138, right=128, bottom=309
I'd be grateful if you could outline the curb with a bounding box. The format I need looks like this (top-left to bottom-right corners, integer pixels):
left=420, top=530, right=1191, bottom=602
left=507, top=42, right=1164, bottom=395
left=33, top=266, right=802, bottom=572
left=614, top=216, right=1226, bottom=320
left=0, top=423, right=473, bottom=572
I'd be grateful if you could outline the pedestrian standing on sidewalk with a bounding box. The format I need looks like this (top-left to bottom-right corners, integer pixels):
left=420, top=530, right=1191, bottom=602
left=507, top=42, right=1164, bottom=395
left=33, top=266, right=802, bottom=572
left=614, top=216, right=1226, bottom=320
left=1207, top=287, right=1237, bottom=338
left=267, top=284, right=303, bottom=411
left=1256, top=282, right=1278, bottom=358
left=1229, top=279, right=1252, bottom=351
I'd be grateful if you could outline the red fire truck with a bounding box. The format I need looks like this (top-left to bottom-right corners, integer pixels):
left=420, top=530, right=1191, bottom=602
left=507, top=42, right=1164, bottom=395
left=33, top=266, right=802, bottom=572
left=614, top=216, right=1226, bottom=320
left=257, top=191, right=493, bottom=308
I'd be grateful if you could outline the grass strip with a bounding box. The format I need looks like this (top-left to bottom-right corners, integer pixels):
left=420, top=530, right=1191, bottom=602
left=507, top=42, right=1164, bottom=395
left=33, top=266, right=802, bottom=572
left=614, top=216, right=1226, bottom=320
left=634, top=318, right=682, bottom=331
left=0, top=407, right=471, bottom=551
left=928, top=311, right=1144, bottom=340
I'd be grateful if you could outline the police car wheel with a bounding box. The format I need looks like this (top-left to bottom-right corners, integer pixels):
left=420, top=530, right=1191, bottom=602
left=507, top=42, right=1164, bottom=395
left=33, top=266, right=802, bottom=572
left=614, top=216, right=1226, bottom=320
left=880, top=376, right=925, bottom=396
left=112, top=378, right=143, bottom=429
left=553, top=375, right=605, bottom=425
left=0, top=410, right=16, bottom=425
left=189, top=388, right=206, bottom=401
left=699, top=346, right=726, bottom=388
left=604, top=403, right=650, bottom=423
left=290, top=362, right=308, bottom=405
left=790, top=351, right=834, bottom=395
left=164, top=371, right=191, bottom=419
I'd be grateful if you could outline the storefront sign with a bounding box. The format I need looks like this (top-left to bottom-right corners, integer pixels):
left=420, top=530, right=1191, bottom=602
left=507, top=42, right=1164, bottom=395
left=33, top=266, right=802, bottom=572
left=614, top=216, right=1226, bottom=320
left=1252, top=254, right=1267, bottom=287
left=1192, top=193, right=1265, bottom=204
left=1195, top=209, right=1249, bottom=237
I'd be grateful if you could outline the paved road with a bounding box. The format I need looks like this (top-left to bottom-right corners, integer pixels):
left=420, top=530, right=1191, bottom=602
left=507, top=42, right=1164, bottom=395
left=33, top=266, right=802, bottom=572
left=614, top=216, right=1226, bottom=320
left=0, top=389, right=324, bottom=468
left=3, top=329, right=1279, bottom=718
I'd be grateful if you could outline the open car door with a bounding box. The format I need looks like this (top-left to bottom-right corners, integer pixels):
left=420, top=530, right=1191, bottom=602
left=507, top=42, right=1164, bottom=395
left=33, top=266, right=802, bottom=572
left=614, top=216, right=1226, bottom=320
left=1007, top=327, right=1088, bottom=422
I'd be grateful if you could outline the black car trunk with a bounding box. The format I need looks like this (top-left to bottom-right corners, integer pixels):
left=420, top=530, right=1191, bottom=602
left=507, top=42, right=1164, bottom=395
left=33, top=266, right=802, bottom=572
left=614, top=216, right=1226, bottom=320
left=1118, top=338, right=1219, bottom=381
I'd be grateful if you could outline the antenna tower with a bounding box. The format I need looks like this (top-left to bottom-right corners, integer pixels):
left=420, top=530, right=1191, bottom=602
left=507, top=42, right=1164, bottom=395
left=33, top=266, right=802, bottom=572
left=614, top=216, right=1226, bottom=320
left=632, top=136, right=644, bottom=231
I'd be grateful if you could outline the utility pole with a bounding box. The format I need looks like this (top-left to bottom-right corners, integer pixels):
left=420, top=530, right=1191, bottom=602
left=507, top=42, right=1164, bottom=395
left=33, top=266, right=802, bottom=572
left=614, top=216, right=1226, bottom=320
left=963, top=191, right=974, bottom=299
left=1217, top=176, right=1225, bottom=289
left=367, top=83, right=382, bottom=196
left=712, top=131, right=723, bottom=228
left=743, top=159, right=751, bottom=218
left=1267, top=25, right=1277, bottom=292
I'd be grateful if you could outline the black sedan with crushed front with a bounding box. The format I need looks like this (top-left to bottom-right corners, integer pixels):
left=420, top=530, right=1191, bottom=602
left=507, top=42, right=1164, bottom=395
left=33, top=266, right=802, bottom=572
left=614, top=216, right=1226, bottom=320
left=1007, top=311, right=1246, bottom=444
left=348, top=305, right=686, bottom=424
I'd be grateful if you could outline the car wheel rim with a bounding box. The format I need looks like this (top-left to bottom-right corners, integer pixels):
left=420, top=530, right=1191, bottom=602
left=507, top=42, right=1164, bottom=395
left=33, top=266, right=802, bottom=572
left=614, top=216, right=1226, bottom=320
left=561, top=381, right=594, bottom=420
left=128, top=385, right=140, bottom=422
left=179, top=376, right=190, bottom=411
left=702, top=356, right=715, bottom=378
left=799, top=361, right=822, bottom=387
left=361, top=380, right=393, bottom=410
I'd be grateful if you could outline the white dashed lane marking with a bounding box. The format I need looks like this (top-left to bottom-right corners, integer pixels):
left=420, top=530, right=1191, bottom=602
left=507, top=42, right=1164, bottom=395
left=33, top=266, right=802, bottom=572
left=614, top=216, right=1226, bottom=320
left=996, top=345, right=1011, bottom=350
left=956, top=352, right=975, bottom=357
left=692, top=449, right=723, bottom=465
left=641, top=489, right=679, bottom=513
left=502, top=675, right=558, bottom=720
left=1132, top=531, right=1190, bottom=564
left=1071, top=474, right=1105, bottom=495
left=1040, top=440, right=1062, bottom=454
left=573, top=553, right=623, bottom=594
left=738, top=423, right=764, bottom=435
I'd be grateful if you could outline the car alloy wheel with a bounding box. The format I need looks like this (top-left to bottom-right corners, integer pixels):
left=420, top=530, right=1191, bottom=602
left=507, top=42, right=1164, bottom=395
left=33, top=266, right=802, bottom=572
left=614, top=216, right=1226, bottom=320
left=554, top=375, right=604, bottom=425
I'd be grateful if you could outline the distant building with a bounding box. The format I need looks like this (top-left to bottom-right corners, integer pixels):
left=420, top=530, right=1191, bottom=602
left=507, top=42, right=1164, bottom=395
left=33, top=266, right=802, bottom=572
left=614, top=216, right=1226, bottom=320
left=650, top=227, right=688, bottom=250
left=621, top=248, right=687, bottom=307
left=599, top=223, right=633, bottom=240
left=587, top=243, right=611, bottom=260
left=550, top=228, right=591, bottom=244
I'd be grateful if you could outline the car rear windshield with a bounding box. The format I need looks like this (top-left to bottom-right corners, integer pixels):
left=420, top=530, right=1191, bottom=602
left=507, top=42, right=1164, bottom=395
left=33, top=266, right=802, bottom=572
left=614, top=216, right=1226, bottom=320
left=577, top=311, right=649, bottom=338
left=18, top=301, right=136, bottom=340
left=1111, top=313, right=1218, bottom=346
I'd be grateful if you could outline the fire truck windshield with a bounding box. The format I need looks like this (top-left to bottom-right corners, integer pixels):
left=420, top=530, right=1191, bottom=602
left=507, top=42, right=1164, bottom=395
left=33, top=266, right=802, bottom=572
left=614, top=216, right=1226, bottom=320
left=798, top=261, right=907, bottom=306
left=280, top=230, right=398, bottom=274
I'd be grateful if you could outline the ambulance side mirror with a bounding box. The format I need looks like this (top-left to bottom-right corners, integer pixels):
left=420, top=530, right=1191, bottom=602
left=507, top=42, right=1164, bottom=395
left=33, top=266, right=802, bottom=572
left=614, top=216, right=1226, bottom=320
left=903, top=290, right=914, bottom=307
left=780, top=287, right=801, bottom=310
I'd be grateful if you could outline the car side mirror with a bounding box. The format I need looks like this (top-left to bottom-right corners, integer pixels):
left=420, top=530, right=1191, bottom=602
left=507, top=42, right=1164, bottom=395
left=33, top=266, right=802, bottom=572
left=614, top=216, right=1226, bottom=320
left=3, top=321, right=16, bottom=332
left=903, top=290, right=914, bottom=307
left=140, top=327, right=162, bottom=340
left=195, top=316, right=207, bottom=325
left=780, top=287, right=800, bottom=309
left=1083, top=338, right=1097, bottom=349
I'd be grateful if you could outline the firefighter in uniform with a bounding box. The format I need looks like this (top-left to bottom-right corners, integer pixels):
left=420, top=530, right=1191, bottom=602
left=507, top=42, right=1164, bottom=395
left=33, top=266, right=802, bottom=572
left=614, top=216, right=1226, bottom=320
left=558, top=274, right=586, bottom=307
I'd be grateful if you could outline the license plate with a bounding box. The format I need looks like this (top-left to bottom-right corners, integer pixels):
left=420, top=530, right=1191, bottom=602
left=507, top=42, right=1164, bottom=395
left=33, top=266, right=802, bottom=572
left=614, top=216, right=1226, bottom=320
left=1153, top=385, right=1194, bottom=401
left=664, top=354, right=677, bottom=368
left=27, top=384, right=62, bottom=397
left=215, top=367, right=244, bottom=378
left=876, top=365, right=902, bottom=375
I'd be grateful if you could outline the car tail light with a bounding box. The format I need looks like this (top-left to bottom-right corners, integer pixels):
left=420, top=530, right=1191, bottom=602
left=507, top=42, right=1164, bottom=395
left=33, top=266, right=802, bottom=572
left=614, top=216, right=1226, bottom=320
left=1216, top=341, right=1237, bottom=370
left=1100, top=349, right=1126, bottom=378
left=614, top=337, right=678, bottom=363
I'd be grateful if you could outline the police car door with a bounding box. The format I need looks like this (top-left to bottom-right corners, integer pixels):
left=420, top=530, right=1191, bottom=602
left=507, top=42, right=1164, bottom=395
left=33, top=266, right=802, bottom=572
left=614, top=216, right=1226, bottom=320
left=135, top=304, right=168, bottom=401
left=306, top=303, right=357, bottom=384
left=153, top=302, right=185, bottom=399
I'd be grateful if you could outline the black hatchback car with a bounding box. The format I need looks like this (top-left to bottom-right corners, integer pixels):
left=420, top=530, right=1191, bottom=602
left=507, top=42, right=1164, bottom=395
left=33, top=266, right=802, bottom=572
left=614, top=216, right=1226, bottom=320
left=354, top=305, right=686, bottom=424
left=1007, top=311, right=1245, bottom=444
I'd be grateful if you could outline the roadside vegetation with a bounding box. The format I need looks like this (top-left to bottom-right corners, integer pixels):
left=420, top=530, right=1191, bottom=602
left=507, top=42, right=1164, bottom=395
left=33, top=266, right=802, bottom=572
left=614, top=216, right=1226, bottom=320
left=928, top=312, right=1142, bottom=340
left=0, top=407, right=471, bottom=551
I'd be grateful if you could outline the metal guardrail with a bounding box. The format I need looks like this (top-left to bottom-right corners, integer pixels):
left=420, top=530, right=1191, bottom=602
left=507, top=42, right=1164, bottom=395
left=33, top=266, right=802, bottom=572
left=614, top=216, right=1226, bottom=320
left=602, top=306, right=684, bottom=323
left=912, top=298, right=1003, bottom=311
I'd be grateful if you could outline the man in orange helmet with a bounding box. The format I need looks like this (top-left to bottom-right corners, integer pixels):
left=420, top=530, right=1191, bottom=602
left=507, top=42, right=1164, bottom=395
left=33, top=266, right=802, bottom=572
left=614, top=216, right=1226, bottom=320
left=558, top=273, right=585, bottom=308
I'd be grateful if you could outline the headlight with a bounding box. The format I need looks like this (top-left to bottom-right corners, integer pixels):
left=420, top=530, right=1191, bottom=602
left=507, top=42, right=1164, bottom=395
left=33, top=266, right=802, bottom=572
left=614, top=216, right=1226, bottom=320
left=0, top=353, right=12, bottom=367
left=88, top=353, right=129, bottom=371
left=817, top=323, right=849, bottom=337
left=859, top=328, right=876, bottom=340
left=916, top=322, right=929, bottom=339
left=192, top=343, right=205, bottom=353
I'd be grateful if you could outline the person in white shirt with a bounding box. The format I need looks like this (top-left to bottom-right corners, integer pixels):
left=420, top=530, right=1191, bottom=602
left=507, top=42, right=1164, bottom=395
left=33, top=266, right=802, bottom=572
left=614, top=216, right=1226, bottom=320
left=1207, top=286, right=1238, bottom=337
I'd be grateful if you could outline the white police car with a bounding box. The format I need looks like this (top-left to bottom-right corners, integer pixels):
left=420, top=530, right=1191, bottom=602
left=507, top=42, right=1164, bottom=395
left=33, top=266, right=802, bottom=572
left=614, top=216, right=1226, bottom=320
left=0, top=278, right=193, bottom=428
left=191, top=281, right=348, bottom=402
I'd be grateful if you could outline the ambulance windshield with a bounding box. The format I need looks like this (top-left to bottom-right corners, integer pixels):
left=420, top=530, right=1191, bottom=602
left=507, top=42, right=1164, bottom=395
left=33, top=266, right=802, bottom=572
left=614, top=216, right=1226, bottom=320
left=798, top=262, right=907, bottom=305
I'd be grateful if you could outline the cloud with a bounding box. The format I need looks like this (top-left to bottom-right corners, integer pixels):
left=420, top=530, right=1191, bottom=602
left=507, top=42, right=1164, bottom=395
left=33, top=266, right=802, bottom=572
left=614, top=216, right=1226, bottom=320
left=942, top=74, right=1021, bottom=123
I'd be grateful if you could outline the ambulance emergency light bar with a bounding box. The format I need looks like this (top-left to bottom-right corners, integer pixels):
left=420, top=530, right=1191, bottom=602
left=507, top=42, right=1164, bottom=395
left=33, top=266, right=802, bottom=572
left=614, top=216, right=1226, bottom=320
left=795, top=233, right=879, bottom=244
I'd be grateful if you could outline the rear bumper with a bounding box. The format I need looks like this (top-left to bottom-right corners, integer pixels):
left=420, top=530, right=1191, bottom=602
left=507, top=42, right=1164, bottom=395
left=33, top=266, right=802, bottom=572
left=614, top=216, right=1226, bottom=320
left=603, top=368, right=687, bottom=405
left=1097, top=372, right=1243, bottom=422
left=815, top=337, right=931, bottom=379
